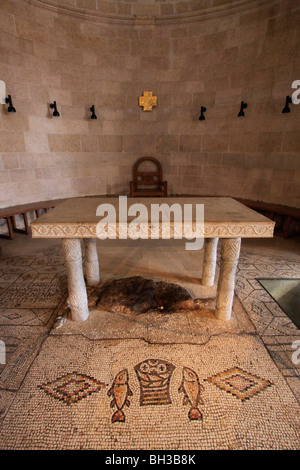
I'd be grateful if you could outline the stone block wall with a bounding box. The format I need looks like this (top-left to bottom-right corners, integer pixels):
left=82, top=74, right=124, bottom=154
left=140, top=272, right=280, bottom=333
left=0, top=0, right=299, bottom=208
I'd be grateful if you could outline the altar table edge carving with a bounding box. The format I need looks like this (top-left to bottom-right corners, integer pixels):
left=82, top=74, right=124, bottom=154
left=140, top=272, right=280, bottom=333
left=30, top=197, right=275, bottom=323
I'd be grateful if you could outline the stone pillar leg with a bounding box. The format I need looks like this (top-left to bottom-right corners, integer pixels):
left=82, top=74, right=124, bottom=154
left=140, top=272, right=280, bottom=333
left=215, top=238, right=241, bottom=321
left=83, top=238, right=100, bottom=286
left=62, top=238, right=89, bottom=322
left=202, top=238, right=219, bottom=286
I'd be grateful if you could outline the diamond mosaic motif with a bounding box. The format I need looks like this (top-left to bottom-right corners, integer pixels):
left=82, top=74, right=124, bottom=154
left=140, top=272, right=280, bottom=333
left=39, top=372, right=106, bottom=405
left=3, top=311, right=21, bottom=320
left=206, top=367, right=272, bottom=401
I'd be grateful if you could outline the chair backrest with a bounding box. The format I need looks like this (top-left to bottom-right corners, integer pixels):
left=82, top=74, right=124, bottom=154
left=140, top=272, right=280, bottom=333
left=133, top=157, right=163, bottom=188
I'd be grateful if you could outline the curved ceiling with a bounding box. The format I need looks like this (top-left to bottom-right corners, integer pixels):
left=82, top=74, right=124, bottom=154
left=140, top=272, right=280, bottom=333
left=25, top=0, right=273, bottom=25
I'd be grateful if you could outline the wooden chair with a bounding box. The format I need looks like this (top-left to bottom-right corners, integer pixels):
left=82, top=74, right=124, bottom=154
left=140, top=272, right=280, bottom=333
left=130, top=157, right=168, bottom=197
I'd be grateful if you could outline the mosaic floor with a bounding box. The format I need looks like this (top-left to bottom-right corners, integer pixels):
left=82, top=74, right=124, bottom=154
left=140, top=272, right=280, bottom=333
left=0, top=236, right=299, bottom=450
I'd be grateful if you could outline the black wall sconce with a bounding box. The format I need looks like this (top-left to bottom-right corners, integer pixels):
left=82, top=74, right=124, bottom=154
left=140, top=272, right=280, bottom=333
left=282, top=96, right=292, bottom=113
left=238, top=101, right=247, bottom=117
left=5, top=95, right=16, bottom=113
left=199, top=106, right=206, bottom=120
left=90, top=105, right=97, bottom=120
left=50, top=101, right=60, bottom=117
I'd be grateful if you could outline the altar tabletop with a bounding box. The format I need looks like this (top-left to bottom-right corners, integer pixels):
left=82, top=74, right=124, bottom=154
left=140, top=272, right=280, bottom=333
left=31, top=196, right=275, bottom=239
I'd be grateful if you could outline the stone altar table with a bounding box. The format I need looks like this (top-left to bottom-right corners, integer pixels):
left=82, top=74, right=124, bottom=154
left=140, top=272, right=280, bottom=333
left=31, top=197, right=275, bottom=322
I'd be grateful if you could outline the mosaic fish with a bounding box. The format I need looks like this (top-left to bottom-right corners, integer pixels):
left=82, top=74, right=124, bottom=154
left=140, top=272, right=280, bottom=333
left=107, top=369, right=133, bottom=423
left=179, top=367, right=204, bottom=420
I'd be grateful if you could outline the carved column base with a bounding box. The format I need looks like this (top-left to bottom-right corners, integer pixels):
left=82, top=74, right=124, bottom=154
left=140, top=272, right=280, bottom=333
left=62, top=238, right=89, bottom=322
left=84, top=238, right=100, bottom=286
left=202, top=238, right=219, bottom=286
left=215, top=238, right=241, bottom=321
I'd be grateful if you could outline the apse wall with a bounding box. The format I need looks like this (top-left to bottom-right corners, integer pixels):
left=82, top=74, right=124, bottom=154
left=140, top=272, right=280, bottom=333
left=0, top=0, right=299, bottom=208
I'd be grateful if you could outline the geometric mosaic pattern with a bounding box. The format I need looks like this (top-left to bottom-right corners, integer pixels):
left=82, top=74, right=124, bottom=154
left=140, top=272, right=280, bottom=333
left=0, top=248, right=68, bottom=416
left=38, top=372, right=106, bottom=405
left=0, top=308, right=54, bottom=326
left=205, top=367, right=272, bottom=401
left=0, top=283, right=67, bottom=308
left=235, top=253, right=300, bottom=338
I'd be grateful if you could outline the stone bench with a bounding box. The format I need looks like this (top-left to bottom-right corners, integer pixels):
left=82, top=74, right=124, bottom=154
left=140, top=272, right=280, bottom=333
left=0, top=199, right=65, bottom=240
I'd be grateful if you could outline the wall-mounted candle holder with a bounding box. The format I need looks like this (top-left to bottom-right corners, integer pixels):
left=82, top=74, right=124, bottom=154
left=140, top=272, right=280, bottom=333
left=282, top=96, right=292, bottom=113
left=5, top=95, right=16, bottom=113
left=90, top=105, right=97, bottom=120
left=199, top=106, right=206, bottom=120
left=238, top=101, right=247, bottom=117
left=50, top=101, right=60, bottom=117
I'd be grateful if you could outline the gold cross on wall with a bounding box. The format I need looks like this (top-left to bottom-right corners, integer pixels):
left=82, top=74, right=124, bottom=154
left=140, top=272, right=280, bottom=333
left=139, top=91, right=157, bottom=111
